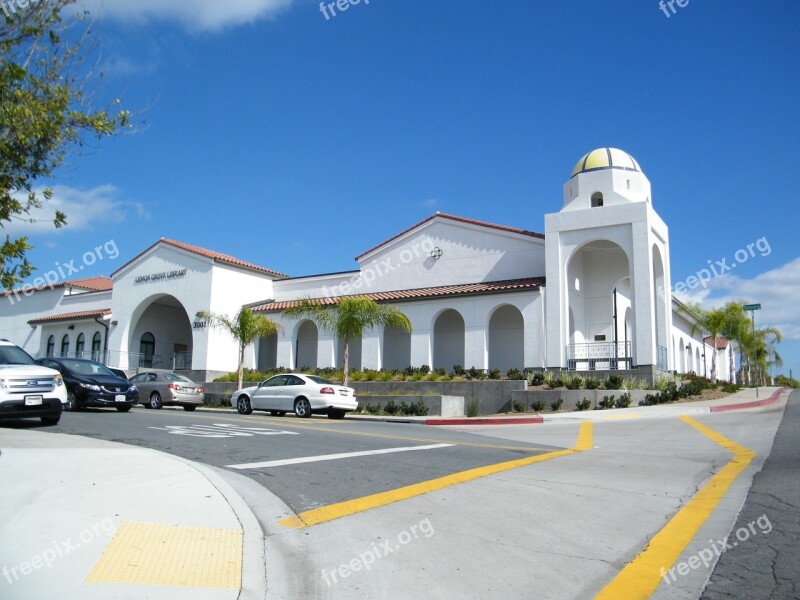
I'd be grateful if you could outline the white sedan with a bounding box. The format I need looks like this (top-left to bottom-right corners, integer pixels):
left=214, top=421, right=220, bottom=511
left=231, top=373, right=357, bottom=419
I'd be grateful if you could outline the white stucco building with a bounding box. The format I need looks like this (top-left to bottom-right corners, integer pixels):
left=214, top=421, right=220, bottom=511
left=0, top=148, right=729, bottom=382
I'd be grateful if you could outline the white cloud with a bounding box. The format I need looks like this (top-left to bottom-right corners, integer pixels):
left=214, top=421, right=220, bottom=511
left=6, top=184, right=150, bottom=235
left=422, top=198, right=440, bottom=208
left=79, top=0, right=296, bottom=32
left=675, top=257, right=800, bottom=341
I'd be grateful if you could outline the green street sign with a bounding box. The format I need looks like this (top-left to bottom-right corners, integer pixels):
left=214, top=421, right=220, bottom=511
left=744, top=303, right=761, bottom=311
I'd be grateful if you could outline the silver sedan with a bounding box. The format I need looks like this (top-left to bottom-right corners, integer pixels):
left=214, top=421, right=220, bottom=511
left=129, top=371, right=205, bottom=411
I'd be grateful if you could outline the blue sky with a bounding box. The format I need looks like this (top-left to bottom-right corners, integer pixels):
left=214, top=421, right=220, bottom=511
left=9, top=0, right=799, bottom=377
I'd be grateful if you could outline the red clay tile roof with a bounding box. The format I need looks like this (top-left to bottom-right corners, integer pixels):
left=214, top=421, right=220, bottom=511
left=66, top=276, right=114, bottom=292
left=704, top=336, right=730, bottom=350
left=2, top=276, right=113, bottom=297
left=252, top=277, right=545, bottom=312
left=356, top=213, right=545, bottom=261
left=112, top=239, right=288, bottom=279
left=28, top=308, right=112, bottom=325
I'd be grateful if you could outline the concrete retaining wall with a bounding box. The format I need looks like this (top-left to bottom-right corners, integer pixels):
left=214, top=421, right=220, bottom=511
left=511, top=389, right=652, bottom=411
left=358, top=396, right=465, bottom=417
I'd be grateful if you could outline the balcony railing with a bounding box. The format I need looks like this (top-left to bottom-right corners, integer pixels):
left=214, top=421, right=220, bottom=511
left=567, top=342, right=632, bottom=371
left=172, top=352, right=192, bottom=371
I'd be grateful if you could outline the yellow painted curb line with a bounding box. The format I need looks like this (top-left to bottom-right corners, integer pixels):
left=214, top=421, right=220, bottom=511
left=595, top=416, right=755, bottom=600
left=279, top=422, right=593, bottom=529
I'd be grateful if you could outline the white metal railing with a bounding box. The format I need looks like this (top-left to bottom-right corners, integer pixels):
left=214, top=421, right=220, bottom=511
left=567, top=342, right=632, bottom=371
left=172, top=352, right=192, bottom=370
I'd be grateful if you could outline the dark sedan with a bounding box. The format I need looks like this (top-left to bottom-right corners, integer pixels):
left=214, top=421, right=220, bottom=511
left=36, top=358, right=139, bottom=412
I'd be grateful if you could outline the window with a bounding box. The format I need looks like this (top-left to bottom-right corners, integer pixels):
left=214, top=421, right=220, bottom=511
left=75, top=333, right=85, bottom=357
left=591, top=192, right=604, bottom=207
left=46, top=336, right=55, bottom=357
left=60, top=334, right=70, bottom=357
left=91, top=332, right=102, bottom=361
left=140, top=332, right=155, bottom=368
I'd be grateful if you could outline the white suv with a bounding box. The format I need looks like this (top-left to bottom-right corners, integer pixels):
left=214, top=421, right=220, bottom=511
left=0, top=339, right=67, bottom=426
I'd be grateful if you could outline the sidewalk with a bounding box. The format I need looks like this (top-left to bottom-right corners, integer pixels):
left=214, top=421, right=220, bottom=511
left=0, top=429, right=266, bottom=600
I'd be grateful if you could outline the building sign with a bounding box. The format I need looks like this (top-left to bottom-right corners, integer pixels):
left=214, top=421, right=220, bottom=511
left=134, top=269, right=188, bottom=284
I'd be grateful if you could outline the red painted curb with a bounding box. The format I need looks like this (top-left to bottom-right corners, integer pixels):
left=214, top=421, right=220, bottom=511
left=709, top=388, right=784, bottom=413
left=424, top=416, right=544, bottom=426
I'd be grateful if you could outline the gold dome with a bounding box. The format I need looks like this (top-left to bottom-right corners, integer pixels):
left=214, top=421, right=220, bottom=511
left=571, top=148, right=642, bottom=178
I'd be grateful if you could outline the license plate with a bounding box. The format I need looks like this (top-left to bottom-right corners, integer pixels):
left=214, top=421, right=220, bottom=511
left=185, top=388, right=195, bottom=393
left=25, top=395, right=43, bottom=406
left=339, top=390, right=348, bottom=396
left=115, top=395, right=127, bottom=402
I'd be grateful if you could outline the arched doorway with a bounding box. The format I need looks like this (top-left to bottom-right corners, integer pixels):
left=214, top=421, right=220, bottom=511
left=433, top=309, right=465, bottom=371
left=566, top=240, right=632, bottom=370
left=383, top=325, right=411, bottom=370
left=488, top=305, right=524, bottom=372
left=653, top=245, right=668, bottom=370
left=75, top=333, right=85, bottom=358
left=296, top=321, right=318, bottom=370
left=337, top=336, right=362, bottom=372
left=60, top=334, right=70, bottom=358
left=46, top=335, right=55, bottom=357
left=129, top=295, right=193, bottom=370
left=258, top=333, right=278, bottom=371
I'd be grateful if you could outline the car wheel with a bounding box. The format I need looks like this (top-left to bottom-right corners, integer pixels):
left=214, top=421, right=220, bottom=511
left=237, top=395, right=253, bottom=415
left=294, top=397, right=312, bottom=418
left=183, top=405, right=197, bottom=412
left=327, top=409, right=346, bottom=420
left=270, top=410, right=286, bottom=417
left=41, top=416, right=60, bottom=426
left=116, top=405, right=132, bottom=412
left=65, top=391, right=80, bottom=412
left=149, top=392, right=163, bottom=410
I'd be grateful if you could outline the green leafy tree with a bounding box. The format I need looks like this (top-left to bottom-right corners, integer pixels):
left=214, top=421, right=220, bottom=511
left=283, top=296, right=411, bottom=387
left=200, top=307, right=278, bottom=390
left=1, top=1, right=131, bottom=289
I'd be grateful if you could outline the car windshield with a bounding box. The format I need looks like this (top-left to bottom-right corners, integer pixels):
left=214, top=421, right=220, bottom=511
left=164, top=373, right=193, bottom=383
left=66, top=361, right=116, bottom=377
left=306, top=375, right=333, bottom=385
left=0, top=345, right=36, bottom=365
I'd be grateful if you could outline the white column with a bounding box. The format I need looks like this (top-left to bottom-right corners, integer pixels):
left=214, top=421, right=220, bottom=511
left=361, top=329, right=383, bottom=370
left=464, top=326, right=487, bottom=370
left=317, top=334, right=337, bottom=369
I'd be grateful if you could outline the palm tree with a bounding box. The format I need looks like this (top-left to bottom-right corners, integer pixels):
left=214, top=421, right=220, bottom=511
left=721, top=301, right=750, bottom=384
left=682, top=303, right=727, bottom=382
left=199, top=307, right=278, bottom=390
left=283, top=296, right=411, bottom=386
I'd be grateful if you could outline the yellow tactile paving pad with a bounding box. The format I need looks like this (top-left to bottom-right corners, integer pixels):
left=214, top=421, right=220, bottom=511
left=86, top=522, right=242, bottom=588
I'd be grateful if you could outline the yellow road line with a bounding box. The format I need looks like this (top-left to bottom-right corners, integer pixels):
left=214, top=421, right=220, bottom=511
left=180, top=411, right=553, bottom=452
left=595, top=416, right=755, bottom=600
left=279, top=422, right=593, bottom=529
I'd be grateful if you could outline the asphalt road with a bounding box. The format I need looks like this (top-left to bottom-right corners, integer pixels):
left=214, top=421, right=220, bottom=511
left=7, top=394, right=798, bottom=599
left=702, top=389, right=800, bottom=600
left=45, top=408, right=561, bottom=513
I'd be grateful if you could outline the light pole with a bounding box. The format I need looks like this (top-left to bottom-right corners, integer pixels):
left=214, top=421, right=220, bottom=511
left=744, top=303, right=761, bottom=398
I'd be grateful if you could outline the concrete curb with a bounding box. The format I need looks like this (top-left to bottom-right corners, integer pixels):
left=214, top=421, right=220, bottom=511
left=709, top=388, right=784, bottom=413
left=424, top=416, right=544, bottom=426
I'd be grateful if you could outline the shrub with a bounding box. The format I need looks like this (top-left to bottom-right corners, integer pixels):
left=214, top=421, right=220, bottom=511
left=604, top=375, right=624, bottom=390
left=513, top=400, right=526, bottom=412
left=467, top=367, right=486, bottom=380
left=615, top=393, right=632, bottom=408
left=531, top=400, right=545, bottom=412
left=622, top=377, right=645, bottom=391
left=527, top=370, right=545, bottom=386
left=488, top=368, right=502, bottom=380
left=576, top=398, right=592, bottom=411
left=434, top=367, right=447, bottom=376
left=599, top=395, right=616, bottom=410
left=453, top=365, right=465, bottom=376
left=366, top=403, right=381, bottom=414
left=506, top=368, right=524, bottom=381
left=550, top=398, right=564, bottom=412
left=721, top=383, right=741, bottom=393
left=419, top=364, right=431, bottom=375
left=564, top=374, right=584, bottom=390
left=384, top=400, right=399, bottom=415
left=467, top=400, right=479, bottom=417
left=399, top=401, right=412, bottom=415
left=584, top=377, right=600, bottom=390
left=410, top=401, right=429, bottom=416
